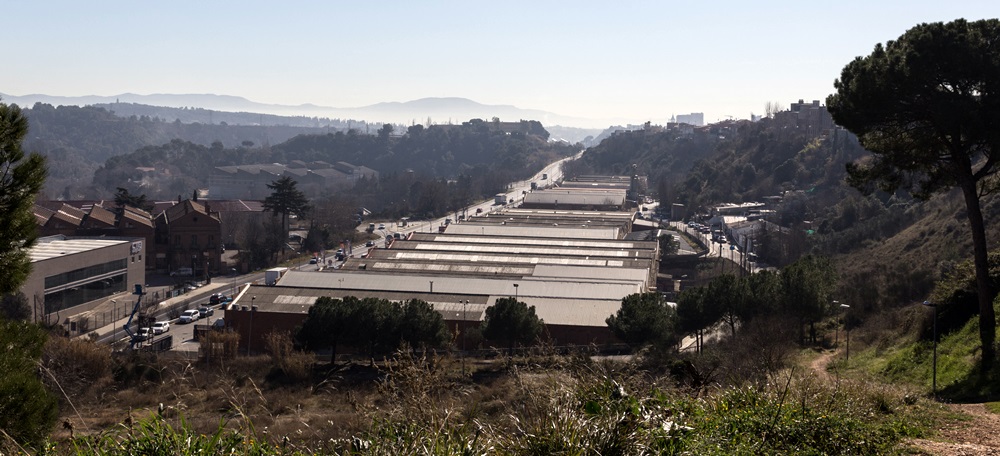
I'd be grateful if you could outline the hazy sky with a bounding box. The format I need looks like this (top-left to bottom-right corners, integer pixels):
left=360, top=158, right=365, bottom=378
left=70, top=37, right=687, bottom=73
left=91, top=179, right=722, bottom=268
left=5, top=1, right=998, bottom=126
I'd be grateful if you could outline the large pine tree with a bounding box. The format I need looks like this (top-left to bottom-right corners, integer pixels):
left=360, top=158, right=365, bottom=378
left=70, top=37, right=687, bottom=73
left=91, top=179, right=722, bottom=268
left=0, top=101, right=47, bottom=295
left=262, top=176, right=310, bottom=238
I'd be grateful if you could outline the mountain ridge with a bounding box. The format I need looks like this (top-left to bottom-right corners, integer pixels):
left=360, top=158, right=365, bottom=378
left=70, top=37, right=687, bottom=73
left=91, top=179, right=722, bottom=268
left=0, top=92, right=628, bottom=129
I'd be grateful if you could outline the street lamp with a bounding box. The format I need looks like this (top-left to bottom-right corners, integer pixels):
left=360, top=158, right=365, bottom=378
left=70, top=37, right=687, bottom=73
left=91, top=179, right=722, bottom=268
left=834, top=301, right=851, bottom=361
left=923, top=301, right=938, bottom=396
left=513, top=283, right=519, bottom=301
left=112, top=300, right=117, bottom=340
left=462, top=300, right=469, bottom=375
left=247, top=296, right=257, bottom=356
left=230, top=268, right=237, bottom=297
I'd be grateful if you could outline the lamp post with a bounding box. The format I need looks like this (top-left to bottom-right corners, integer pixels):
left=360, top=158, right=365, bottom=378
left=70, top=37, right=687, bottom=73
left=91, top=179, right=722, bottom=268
left=111, top=300, right=117, bottom=341
left=923, top=301, right=938, bottom=396
left=513, top=283, right=519, bottom=301
left=835, top=301, right=851, bottom=361
left=247, top=296, right=256, bottom=356
left=463, top=300, right=469, bottom=375
left=230, top=268, right=237, bottom=297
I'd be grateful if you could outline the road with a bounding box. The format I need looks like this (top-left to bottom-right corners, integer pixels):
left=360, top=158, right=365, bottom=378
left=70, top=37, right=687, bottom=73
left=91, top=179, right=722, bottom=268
left=93, top=270, right=267, bottom=347
left=363, top=150, right=583, bottom=240
left=671, top=221, right=761, bottom=273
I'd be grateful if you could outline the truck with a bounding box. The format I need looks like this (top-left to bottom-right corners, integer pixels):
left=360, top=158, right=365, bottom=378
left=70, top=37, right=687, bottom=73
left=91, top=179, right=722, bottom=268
left=495, top=193, right=507, bottom=205
left=530, top=182, right=537, bottom=190
left=265, top=267, right=289, bottom=286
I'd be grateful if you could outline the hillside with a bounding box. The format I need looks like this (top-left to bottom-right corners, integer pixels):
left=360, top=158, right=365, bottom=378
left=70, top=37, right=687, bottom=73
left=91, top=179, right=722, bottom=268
left=20, top=103, right=337, bottom=199
left=573, top=117, right=1000, bottom=314
left=91, top=119, right=577, bottom=209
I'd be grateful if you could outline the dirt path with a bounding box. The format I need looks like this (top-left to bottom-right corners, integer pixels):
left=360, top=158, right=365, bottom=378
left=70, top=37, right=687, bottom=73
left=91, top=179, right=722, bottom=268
left=908, top=403, right=1000, bottom=455
left=808, top=349, right=1000, bottom=455
left=808, top=350, right=836, bottom=383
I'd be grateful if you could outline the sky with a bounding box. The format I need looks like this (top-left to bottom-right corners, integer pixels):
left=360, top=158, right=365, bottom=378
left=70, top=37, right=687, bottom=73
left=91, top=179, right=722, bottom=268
left=4, top=1, right=998, bottom=127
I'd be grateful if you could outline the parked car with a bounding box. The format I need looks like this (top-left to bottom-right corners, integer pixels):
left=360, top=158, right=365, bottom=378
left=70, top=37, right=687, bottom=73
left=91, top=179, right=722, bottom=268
left=309, top=258, right=317, bottom=264
left=170, top=267, right=193, bottom=277
left=365, top=240, right=375, bottom=247
left=179, top=309, right=200, bottom=324
left=152, top=321, right=170, bottom=334
left=209, top=293, right=227, bottom=305
left=137, top=327, right=151, bottom=340
left=378, top=223, right=386, bottom=230
left=198, top=306, right=214, bottom=318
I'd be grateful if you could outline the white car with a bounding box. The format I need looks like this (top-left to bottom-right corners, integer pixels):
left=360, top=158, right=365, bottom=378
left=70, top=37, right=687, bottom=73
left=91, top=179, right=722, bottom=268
left=151, top=321, right=170, bottom=334
left=179, top=309, right=200, bottom=324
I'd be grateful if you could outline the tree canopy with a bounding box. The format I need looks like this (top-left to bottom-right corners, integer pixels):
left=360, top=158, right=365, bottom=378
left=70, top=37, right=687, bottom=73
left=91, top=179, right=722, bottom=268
left=606, top=292, right=679, bottom=350
left=481, top=297, right=544, bottom=354
left=0, top=101, right=47, bottom=296
left=296, top=296, right=449, bottom=360
left=827, top=18, right=1000, bottom=368
left=263, top=176, right=310, bottom=236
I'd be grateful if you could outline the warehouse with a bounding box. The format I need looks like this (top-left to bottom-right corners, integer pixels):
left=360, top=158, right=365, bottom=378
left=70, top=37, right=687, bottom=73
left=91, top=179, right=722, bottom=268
left=20, top=235, right=146, bottom=331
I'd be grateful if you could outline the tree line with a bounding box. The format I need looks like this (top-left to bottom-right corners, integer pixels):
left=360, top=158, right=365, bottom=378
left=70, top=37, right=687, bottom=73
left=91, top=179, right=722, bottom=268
left=295, top=296, right=544, bottom=360
left=607, top=255, right=838, bottom=353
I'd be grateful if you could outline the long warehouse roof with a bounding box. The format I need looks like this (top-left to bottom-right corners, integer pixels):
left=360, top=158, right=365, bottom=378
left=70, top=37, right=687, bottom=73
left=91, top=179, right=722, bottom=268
left=277, top=270, right=643, bottom=302
left=444, top=224, right=620, bottom=239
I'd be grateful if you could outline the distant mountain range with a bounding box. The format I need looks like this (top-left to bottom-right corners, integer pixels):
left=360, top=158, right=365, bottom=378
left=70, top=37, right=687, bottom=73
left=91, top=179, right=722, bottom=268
left=0, top=92, right=621, bottom=134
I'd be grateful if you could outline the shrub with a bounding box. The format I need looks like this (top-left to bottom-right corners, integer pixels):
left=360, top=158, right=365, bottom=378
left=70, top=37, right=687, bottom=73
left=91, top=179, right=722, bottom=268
left=42, top=335, right=113, bottom=400
left=263, top=330, right=312, bottom=384
left=0, top=320, right=59, bottom=451
left=199, top=329, right=240, bottom=363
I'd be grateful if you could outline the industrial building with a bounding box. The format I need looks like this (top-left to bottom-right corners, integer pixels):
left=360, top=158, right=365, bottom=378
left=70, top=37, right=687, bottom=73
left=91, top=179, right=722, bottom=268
left=225, top=178, right=661, bottom=353
left=19, top=235, right=146, bottom=331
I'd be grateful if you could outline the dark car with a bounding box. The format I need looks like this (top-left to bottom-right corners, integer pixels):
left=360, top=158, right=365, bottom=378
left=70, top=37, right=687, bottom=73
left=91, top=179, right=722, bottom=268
left=198, top=306, right=214, bottom=318
left=208, top=293, right=227, bottom=305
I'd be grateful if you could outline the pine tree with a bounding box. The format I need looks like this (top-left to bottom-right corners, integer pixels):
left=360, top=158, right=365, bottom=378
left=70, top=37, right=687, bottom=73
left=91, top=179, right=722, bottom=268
left=0, top=101, right=47, bottom=295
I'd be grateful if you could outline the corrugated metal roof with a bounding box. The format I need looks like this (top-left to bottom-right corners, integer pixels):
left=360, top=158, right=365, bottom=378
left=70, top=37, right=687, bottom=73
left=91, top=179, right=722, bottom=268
left=414, top=234, right=652, bottom=250
left=406, top=242, right=642, bottom=258
left=445, top=224, right=620, bottom=239
left=29, top=237, right=130, bottom=262
left=523, top=192, right=626, bottom=206
left=277, top=270, right=641, bottom=301
left=529, top=265, right=649, bottom=282
left=490, top=296, right=623, bottom=327
left=385, top=251, right=627, bottom=267
left=371, top=262, right=535, bottom=276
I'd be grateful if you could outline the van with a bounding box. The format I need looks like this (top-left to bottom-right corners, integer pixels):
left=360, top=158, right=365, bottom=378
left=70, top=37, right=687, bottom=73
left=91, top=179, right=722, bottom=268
left=170, top=267, right=194, bottom=277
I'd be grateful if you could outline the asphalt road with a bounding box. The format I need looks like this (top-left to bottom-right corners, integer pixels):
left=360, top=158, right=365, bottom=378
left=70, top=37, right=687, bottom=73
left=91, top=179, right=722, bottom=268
left=362, top=151, right=583, bottom=238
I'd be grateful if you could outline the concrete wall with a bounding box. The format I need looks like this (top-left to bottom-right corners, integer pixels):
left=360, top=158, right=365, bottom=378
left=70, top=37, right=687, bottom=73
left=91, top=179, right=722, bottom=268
left=22, top=238, right=146, bottom=327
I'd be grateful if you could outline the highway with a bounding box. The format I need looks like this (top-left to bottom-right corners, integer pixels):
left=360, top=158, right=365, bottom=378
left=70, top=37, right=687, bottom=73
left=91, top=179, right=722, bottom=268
left=366, top=150, right=583, bottom=241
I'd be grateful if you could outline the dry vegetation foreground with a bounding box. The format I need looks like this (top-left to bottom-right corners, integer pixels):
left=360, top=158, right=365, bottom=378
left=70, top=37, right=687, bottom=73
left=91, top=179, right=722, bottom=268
left=26, top=332, right=1000, bottom=455
left=808, top=347, right=1000, bottom=455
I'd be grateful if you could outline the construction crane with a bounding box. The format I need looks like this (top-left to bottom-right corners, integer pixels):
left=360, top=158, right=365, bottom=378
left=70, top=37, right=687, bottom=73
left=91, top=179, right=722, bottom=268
left=122, top=284, right=147, bottom=349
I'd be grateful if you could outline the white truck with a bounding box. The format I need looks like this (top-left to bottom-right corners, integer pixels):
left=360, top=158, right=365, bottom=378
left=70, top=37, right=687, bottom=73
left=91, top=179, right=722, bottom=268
left=265, top=267, right=289, bottom=286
